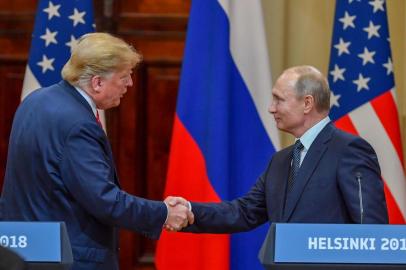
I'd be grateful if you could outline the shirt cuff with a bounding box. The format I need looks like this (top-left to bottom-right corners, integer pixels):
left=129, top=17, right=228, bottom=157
left=187, top=201, right=192, bottom=211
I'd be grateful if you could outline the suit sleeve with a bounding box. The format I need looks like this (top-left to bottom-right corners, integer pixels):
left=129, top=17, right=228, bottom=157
left=337, top=137, right=388, bottom=224
left=184, top=167, right=269, bottom=233
left=60, top=121, right=167, bottom=239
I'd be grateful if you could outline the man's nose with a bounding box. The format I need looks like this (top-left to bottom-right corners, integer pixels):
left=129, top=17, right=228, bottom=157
left=268, top=103, right=276, bottom=114
left=127, top=76, right=133, bottom=87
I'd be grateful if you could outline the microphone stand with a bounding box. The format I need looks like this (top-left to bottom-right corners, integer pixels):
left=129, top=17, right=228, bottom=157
left=356, top=172, right=364, bottom=224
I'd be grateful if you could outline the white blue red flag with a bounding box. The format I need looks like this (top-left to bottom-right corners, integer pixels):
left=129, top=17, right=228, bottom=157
left=328, top=0, right=405, bottom=223
left=22, top=1, right=105, bottom=126
left=156, top=0, right=279, bottom=269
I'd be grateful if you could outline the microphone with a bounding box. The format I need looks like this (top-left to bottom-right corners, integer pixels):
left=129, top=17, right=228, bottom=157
left=356, top=172, right=364, bottom=224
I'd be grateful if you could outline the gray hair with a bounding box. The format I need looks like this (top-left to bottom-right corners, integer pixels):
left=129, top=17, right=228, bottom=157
left=292, top=66, right=331, bottom=112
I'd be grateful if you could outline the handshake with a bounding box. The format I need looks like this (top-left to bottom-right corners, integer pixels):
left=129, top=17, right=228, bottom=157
left=163, top=196, right=194, bottom=232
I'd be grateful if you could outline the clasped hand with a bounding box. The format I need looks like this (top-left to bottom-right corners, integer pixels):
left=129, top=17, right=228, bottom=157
left=164, top=196, right=194, bottom=232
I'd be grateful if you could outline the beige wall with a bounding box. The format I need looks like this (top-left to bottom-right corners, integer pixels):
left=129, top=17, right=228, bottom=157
left=262, top=0, right=406, bottom=161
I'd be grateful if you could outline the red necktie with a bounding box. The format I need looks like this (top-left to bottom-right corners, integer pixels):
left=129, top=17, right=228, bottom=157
left=96, top=110, right=102, bottom=127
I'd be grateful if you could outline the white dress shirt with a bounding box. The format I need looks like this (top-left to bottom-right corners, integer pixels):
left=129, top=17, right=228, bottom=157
left=75, top=87, right=97, bottom=117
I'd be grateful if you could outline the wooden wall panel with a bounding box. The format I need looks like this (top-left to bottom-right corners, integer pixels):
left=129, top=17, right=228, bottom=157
left=118, top=0, right=190, bottom=13
left=146, top=63, right=181, bottom=202
left=110, top=1, right=190, bottom=269
left=0, top=2, right=37, bottom=11
left=0, top=2, right=35, bottom=189
left=0, top=62, right=26, bottom=188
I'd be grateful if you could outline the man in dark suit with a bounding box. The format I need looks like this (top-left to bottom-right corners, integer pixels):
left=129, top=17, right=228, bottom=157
left=0, top=33, right=193, bottom=270
left=167, top=65, right=388, bottom=234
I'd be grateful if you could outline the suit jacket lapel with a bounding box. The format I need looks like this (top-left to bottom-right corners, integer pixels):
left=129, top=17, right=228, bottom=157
left=105, top=142, right=122, bottom=188
left=282, top=123, right=335, bottom=221
left=268, top=147, right=292, bottom=221
left=59, top=80, right=122, bottom=187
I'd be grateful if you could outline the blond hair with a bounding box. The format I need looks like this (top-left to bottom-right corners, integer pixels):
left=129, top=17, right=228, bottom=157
left=61, top=32, right=142, bottom=86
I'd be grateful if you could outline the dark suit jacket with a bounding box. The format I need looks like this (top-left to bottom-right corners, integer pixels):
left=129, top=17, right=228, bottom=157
left=0, top=81, right=167, bottom=270
left=0, top=246, right=26, bottom=270
left=186, top=123, right=388, bottom=233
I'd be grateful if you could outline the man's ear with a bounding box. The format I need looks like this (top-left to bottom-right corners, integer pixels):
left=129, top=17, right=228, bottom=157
left=303, top=95, right=314, bottom=114
left=91, top=75, right=103, bottom=93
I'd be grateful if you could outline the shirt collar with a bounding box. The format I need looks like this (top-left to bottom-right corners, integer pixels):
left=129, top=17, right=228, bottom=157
left=297, top=116, right=330, bottom=151
left=74, top=87, right=97, bottom=116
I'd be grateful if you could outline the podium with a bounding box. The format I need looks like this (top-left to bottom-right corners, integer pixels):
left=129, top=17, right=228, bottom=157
left=0, top=222, right=73, bottom=270
left=259, top=223, right=406, bottom=270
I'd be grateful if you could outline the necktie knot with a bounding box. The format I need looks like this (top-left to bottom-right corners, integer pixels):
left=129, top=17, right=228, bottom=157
left=294, top=140, right=304, bottom=153
left=96, top=110, right=102, bottom=127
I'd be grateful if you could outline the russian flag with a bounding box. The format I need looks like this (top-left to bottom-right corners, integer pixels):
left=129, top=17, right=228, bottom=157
left=155, top=0, right=279, bottom=269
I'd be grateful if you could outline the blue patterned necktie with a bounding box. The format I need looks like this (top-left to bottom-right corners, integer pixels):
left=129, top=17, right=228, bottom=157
left=288, top=140, right=304, bottom=192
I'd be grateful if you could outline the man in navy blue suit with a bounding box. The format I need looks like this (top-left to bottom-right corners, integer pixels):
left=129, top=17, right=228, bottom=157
left=0, top=33, right=193, bottom=270
left=167, top=65, right=388, bottom=234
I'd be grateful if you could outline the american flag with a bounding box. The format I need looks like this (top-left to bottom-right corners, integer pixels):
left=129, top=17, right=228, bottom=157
left=22, top=1, right=105, bottom=126
left=328, top=0, right=405, bottom=223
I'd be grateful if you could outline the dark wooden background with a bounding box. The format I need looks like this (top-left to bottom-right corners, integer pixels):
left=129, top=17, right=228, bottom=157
left=0, top=1, right=190, bottom=269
